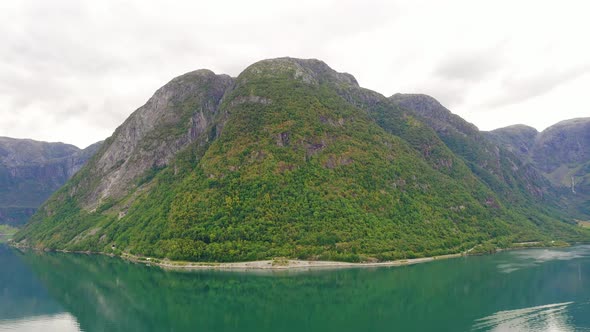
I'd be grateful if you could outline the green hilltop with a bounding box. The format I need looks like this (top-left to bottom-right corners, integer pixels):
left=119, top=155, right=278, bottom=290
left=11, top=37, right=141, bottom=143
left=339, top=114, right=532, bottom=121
left=14, top=58, right=590, bottom=262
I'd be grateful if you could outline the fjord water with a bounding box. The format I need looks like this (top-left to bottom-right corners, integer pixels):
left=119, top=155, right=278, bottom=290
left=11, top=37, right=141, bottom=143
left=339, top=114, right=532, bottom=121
left=1, top=245, right=590, bottom=332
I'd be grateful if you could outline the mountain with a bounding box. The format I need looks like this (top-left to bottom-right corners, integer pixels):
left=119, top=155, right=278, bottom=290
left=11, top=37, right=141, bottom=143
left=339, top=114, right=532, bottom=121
left=389, top=94, right=558, bottom=204
left=487, top=118, right=590, bottom=218
left=484, top=125, right=539, bottom=157
left=0, top=138, right=102, bottom=226
left=14, top=58, right=589, bottom=262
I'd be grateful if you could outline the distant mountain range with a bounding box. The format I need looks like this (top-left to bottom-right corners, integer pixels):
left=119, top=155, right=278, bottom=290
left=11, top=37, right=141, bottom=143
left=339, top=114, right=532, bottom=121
left=10, top=57, right=590, bottom=262
left=0, top=138, right=101, bottom=226
left=486, top=118, right=590, bottom=218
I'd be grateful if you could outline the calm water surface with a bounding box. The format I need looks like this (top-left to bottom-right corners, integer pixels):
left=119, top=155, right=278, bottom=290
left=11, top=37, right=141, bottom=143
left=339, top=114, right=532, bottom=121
left=1, top=244, right=590, bottom=332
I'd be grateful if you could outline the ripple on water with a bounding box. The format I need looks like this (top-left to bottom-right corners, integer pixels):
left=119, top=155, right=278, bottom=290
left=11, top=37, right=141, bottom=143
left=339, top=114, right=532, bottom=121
left=497, top=246, right=590, bottom=273
left=472, top=302, right=572, bottom=331
left=472, top=302, right=590, bottom=332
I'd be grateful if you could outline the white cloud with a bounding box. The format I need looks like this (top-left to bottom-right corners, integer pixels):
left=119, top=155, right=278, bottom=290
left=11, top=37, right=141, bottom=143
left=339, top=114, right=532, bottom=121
left=0, top=0, right=589, bottom=147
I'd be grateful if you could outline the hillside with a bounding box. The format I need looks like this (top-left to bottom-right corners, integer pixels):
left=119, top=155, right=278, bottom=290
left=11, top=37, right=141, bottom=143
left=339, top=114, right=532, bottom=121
left=14, top=58, right=589, bottom=262
left=390, top=94, right=557, bottom=203
left=487, top=118, right=590, bottom=218
left=0, top=138, right=101, bottom=226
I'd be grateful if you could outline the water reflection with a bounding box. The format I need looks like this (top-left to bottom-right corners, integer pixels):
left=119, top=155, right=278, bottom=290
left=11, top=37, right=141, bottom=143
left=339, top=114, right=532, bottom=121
left=0, top=314, right=80, bottom=332
left=473, top=302, right=577, bottom=331
left=0, top=245, right=67, bottom=321
left=473, top=246, right=590, bottom=331
left=497, top=246, right=590, bottom=274
left=2, top=245, right=590, bottom=332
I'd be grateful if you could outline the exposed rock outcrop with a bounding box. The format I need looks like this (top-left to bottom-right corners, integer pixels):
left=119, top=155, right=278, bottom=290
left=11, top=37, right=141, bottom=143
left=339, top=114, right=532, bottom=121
left=75, top=70, right=234, bottom=208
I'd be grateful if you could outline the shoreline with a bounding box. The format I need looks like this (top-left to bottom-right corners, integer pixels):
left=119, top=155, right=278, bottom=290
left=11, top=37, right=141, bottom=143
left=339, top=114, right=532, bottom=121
left=9, top=241, right=577, bottom=272
left=125, top=252, right=466, bottom=271
left=10, top=242, right=469, bottom=271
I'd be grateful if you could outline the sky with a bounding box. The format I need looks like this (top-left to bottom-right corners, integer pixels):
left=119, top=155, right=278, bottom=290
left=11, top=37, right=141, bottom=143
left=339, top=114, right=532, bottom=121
left=1, top=0, right=589, bottom=148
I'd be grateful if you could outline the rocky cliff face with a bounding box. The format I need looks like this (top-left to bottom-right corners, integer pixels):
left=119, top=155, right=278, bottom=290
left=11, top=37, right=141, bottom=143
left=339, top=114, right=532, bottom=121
left=73, top=70, right=233, bottom=210
left=0, top=138, right=101, bottom=226
left=487, top=118, right=590, bottom=218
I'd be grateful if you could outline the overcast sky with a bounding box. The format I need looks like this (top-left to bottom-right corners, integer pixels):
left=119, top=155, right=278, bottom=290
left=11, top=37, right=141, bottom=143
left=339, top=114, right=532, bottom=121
left=1, top=0, right=589, bottom=148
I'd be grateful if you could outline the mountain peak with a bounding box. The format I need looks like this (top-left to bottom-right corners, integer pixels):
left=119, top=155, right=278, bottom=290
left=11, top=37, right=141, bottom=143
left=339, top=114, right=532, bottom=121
left=487, top=125, right=539, bottom=143
left=390, top=93, right=480, bottom=134
left=389, top=93, right=455, bottom=122
left=238, top=57, right=358, bottom=87
left=532, top=117, right=590, bottom=173
left=490, top=124, right=538, bottom=133
left=0, top=137, right=80, bottom=165
left=544, top=117, right=590, bottom=132
left=485, top=125, right=539, bottom=157
left=390, top=93, right=443, bottom=108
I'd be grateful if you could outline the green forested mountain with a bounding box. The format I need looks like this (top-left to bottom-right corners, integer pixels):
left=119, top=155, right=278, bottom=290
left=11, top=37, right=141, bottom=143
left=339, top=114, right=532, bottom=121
left=0, top=138, right=101, bottom=226
left=487, top=118, right=590, bottom=219
left=14, top=58, right=590, bottom=262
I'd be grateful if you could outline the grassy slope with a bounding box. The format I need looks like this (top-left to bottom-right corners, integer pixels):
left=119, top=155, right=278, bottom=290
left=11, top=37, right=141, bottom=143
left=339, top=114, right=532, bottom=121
left=15, top=62, right=590, bottom=262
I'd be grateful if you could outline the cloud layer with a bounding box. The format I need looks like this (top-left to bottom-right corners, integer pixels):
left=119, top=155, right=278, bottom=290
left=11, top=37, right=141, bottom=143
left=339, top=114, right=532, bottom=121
left=1, top=0, right=589, bottom=147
